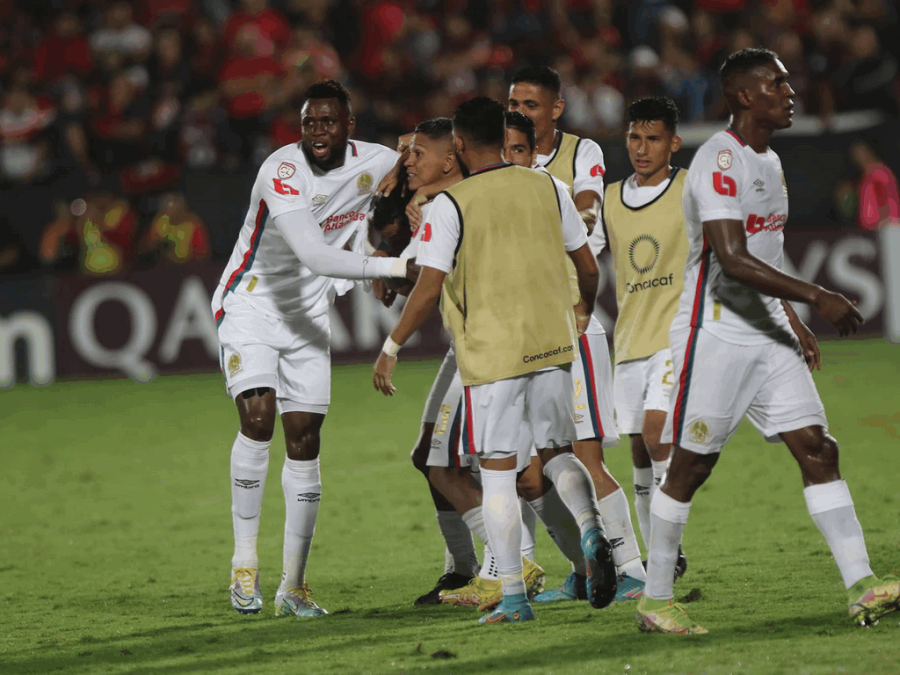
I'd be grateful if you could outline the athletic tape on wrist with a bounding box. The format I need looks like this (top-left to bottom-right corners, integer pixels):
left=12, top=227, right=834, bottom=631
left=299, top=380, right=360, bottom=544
left=382, top=336, right=401, bottom=357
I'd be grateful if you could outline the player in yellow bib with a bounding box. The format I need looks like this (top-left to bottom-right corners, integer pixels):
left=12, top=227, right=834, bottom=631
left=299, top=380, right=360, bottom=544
left=599, top=97, right=689, bottom=576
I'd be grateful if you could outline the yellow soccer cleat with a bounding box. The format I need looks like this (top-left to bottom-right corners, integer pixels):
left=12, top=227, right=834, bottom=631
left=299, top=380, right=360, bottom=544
left=848, top=574, right=900, bottom=626
left=441, top=575, right=501, bottom=607
left=636, top=596, right=708, bottom=635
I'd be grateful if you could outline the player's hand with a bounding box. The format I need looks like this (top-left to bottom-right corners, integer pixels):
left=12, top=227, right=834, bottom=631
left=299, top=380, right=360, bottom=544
left=397, top=132, right=414, bottom=154
left=373, top=352, right=398, bottom=396
left=574, top=302, right=591, bottom=335
left=406, top=193, right=427, bottom=230
left=812, top=288, right=863, bottom=337
left=579, top=205, right=599, bottom=234
left=789, top=317, right=821, bottom=371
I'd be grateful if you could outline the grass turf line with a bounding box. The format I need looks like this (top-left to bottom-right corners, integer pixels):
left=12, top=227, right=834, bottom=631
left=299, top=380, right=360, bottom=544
left=1, top=339, right=898, bottom=674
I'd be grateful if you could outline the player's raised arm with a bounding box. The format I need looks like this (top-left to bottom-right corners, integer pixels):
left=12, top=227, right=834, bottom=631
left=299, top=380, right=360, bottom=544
left=273, top=208, right=409, bottom=281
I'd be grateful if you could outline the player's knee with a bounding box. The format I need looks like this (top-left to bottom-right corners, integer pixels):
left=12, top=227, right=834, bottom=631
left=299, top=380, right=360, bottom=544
left=240, top=412, right=275, bottom=442
left=285, top=427, right=320, bottom=461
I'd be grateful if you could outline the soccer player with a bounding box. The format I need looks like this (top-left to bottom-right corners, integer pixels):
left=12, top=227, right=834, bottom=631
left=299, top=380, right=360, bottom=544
left=600, top=97, right=688, bottom=571
left=637, top=49, right=899, bottom=634
left=373, top=97, right=618, bottom=623
left=216, top=80, right=412, bottom=617
left=508, top=65, right=604, bottom=232
left=508, top=73, right=648, bottom=602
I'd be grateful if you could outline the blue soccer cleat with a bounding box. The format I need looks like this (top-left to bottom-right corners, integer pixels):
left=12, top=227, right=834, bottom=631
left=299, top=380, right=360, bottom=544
left=582, top=527, right=617, bottom=609
left=478, top=594, right=536, bottom=625
left=533, top=572, right=587, bottom=604
left=614, top=572, right=645, bottom=601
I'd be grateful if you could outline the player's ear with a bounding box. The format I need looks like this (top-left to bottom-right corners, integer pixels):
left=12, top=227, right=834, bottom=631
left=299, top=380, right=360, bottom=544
left=552, top=97, right=565, bottom=123
left=671, top=134, right=683, bottom=153
left=347, top=115, right=356, bottom=136
left=443, top=150, right=455, bottom=174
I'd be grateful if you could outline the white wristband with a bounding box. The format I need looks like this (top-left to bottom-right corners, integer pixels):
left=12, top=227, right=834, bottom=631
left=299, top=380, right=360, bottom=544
left=389, top=257, right=409, bottom=278
left=382, top=336, right=401, bottom=357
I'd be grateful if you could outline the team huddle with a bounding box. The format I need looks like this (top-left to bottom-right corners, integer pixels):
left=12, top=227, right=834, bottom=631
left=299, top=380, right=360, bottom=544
left=214, top=49, right=900, bottom=632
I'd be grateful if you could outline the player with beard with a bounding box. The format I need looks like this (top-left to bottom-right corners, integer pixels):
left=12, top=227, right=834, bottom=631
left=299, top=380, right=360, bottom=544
left=638, top=49, right=898, bottom=634
left=217, top=80, right=413, bottom=617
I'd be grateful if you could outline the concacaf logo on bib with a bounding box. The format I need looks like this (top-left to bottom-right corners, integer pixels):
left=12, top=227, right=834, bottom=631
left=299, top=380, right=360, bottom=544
left=717, top=150, right=732, bottom=171
left=357, top=173, right=373, bottom=196
left=278, top=162, right=296, bottom=179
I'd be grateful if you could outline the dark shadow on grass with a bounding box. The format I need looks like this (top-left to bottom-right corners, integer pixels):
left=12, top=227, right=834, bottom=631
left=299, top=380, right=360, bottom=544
left=3, top=603, right=877, bottom=675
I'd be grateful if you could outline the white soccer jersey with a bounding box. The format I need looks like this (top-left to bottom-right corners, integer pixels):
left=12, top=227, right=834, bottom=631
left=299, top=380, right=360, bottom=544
left=215, top=140, right=398, bottom=322
left=671, top=129, right=792, bottom=345
left=537, top=136, right=605, bottom=197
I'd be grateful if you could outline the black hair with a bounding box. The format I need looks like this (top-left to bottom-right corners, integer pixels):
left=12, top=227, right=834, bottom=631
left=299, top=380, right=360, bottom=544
left=719, top=48, right=779, bottom=91
left=626, top=97, right=680, bottom=135
left=414, top=117, right=453, bottom=142
left=511, top=65, right=562, bottom=98
left=452, top=97, right=506, bottom=149
left=504, top=110, right=536, bottom=151
left=370, top=186, right=411, bottom=233
left=303, top=79, right=351, bottom=109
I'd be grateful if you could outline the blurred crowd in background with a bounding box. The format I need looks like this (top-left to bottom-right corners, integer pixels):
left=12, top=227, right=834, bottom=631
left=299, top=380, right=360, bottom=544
left=0, top=0, right=898, bottom=277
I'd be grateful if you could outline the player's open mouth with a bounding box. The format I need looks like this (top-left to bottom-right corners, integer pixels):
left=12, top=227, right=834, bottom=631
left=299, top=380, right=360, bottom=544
left=311, top=142, right=329, bottom=157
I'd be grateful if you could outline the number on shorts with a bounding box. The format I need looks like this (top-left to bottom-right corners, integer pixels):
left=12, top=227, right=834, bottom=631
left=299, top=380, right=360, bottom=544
left=661, top=360, right=674, bottom=387
left=574, top=379, right=586, bottom=410
left=435, top=404, right=451, bottom=435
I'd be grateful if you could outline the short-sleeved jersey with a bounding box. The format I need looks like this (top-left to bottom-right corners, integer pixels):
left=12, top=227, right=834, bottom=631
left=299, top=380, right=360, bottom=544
left=671, top=129, right=793, bottom=345
left=537, top=132, right=605, bottom=198
left=215, top=140, right=398, bottom=321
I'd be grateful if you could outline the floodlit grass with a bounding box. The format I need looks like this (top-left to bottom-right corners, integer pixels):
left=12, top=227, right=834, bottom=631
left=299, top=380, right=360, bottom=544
left=2, top=339, right=898, bottom=674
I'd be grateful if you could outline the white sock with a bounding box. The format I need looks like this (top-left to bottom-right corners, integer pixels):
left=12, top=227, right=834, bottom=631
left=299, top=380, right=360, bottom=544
left=529, top=488, right=587, bottom=575
left=230, top=432, right=270, bottom=568
left=651, top=460, right=668, bottom=495
left=436, top=511, right=477, bottom=577
left=462, top=507, right=497, bottom=580
left=598, top=488, right=646, bottom=581
left=804, top=480, right=874, bottom=588
left=280, top=457, right=321, bottom=590
left=520, top=498, right=537, bottom=561
left=645, top=490, right=691, bottom=600
left=543, top=453, right=602, bottom=537
left=480, top=467, right=526, bottom=596
left=633, top=466, right=653, bottom=550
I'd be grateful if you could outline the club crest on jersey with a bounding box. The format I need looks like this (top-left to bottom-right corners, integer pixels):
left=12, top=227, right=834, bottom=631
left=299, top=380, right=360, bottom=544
left=357, top=173, right=373, bottom=195
left=717, top=149, right=733, bottom=170
left=228, top=353, right=243, bottom=378
left=689, top=419, right=710, bottom=445
left=277, top=162, right=296, bottom=179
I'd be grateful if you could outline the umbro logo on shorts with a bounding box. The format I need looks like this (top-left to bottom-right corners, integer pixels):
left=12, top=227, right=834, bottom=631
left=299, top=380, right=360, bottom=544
left=296, top=492, right=321, bottom=503
left=235, top=479, right=260, bottom=489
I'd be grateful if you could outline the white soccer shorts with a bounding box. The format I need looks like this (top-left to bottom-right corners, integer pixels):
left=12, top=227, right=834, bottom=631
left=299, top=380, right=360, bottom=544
left=663, top=326, right=827, bottom=454
left=460, top=366, right=577, bottom=471
left=614, top=348, right=675, bottom=435
left=573, top=332, right=620, bottom=447
left=422, top=346, right=473, bottom=468
left=216, top=293, right=331, bottom=415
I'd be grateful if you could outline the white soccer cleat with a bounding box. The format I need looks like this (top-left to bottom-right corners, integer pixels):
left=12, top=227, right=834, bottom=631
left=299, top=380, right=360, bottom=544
left=275, top=584, right=328, bottom=617
left=230, top=567, right=263, bottom=614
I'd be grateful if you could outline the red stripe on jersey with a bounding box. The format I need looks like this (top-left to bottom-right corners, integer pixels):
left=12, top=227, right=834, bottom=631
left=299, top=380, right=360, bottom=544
left=725, top=129, right=746, bottom=147
left=221, top=199, right=267, bottom=303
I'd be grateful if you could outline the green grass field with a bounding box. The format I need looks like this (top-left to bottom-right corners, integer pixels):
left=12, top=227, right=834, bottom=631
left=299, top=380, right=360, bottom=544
left=2, top=338, right=899, bottom=674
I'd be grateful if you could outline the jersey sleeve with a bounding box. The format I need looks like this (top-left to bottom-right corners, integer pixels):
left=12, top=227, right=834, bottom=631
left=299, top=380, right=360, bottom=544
left=258, top=159, right=313, bottom=219
left=400, top=200, right=433, bottom=258
left=572, top=138, right=606, bottom=199
left=553, top=176, right=589, bottom=252
left=416, top=194, right=460, bottom=274
left=689, top=141, right=745, bottom=223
